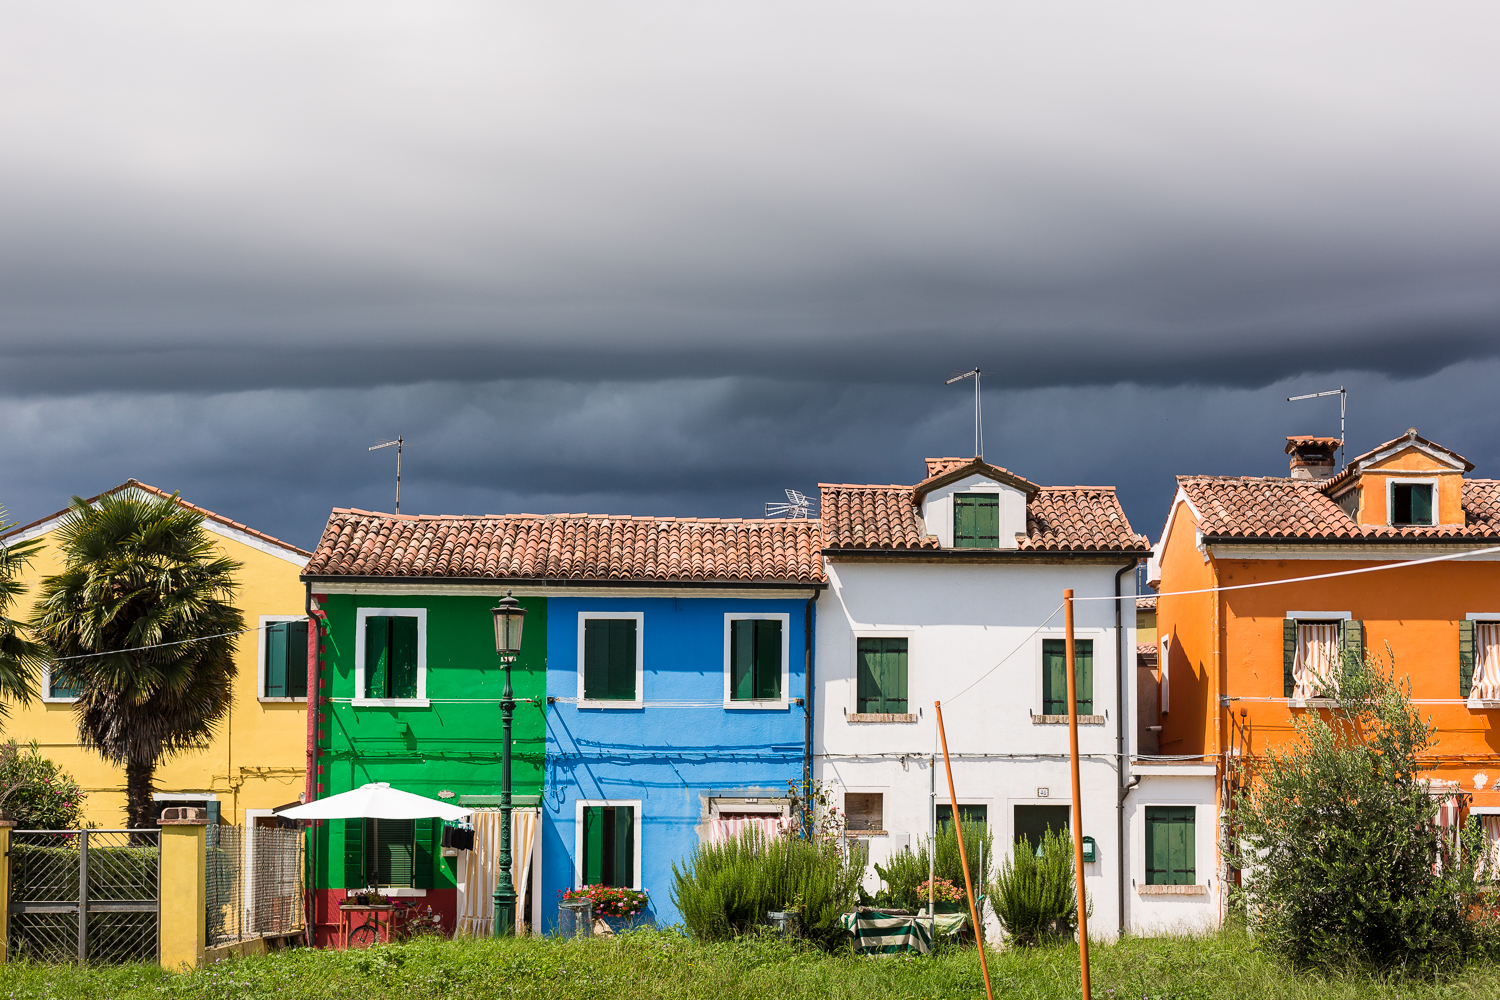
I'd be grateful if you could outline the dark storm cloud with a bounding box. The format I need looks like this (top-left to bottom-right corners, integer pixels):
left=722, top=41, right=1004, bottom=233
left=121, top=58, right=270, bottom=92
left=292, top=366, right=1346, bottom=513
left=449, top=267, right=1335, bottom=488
left=2, top=3, right=1499, bottom=545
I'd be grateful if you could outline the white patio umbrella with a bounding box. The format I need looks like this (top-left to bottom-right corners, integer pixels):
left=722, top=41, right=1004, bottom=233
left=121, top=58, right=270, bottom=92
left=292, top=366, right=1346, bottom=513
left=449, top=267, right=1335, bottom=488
left=276, top=782, right=471, bottom=821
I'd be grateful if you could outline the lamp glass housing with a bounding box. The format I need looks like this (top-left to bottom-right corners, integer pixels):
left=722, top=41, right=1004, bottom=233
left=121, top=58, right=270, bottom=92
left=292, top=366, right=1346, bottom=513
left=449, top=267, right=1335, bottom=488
left=491, top=595, right=526, bottom=656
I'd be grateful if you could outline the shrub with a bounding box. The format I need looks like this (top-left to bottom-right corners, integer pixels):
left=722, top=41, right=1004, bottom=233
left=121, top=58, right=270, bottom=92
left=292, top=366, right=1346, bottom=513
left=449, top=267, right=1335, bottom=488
left=671, top=827, right=866, bottom=950
left=0, top=740, right=85, bottom=829
left=989, top=828, right=1084, bottom=946
left=1229, top=648, right=1499, bottom=977
left=872, top=821, right=993, bottom=911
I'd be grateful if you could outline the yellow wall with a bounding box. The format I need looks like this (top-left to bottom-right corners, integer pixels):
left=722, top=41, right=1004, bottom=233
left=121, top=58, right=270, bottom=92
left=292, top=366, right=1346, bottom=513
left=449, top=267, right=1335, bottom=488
left=5, top=518, right=308, bottom=827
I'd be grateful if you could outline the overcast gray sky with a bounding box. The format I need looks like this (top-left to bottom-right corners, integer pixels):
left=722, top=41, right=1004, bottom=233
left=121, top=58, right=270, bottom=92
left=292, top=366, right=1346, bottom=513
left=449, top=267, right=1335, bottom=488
left=3, top=2, right=1499, bottom=548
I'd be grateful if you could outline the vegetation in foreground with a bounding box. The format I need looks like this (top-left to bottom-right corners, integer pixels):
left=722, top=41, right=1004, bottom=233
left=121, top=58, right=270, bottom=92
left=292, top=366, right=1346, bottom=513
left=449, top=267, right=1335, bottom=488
left=4, top=928, right=1500, bottom=1000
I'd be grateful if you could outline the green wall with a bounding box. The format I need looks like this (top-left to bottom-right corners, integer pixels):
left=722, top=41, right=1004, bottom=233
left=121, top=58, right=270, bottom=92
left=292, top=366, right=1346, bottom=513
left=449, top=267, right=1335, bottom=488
left=310, top=593, right=547, bottom=890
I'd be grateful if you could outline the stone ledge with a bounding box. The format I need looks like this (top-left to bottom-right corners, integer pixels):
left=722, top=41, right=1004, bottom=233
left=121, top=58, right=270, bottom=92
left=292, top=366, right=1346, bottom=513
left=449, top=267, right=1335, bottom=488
left=1137, top=884, right=1207, bottom=895
left=847, top=713, right=918, bottom=724
left=1032, top=715, right=1106, bottom=725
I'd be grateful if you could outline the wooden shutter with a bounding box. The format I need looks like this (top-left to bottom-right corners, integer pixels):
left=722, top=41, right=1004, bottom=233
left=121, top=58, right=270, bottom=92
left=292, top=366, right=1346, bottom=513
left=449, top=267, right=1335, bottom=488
left=366, top=616, right=391, bottom=699
left=584, top=620, right=610, bottom=700
left=608, top=620, right=636, bottom=700
left=413, top=819, right=438, bottom=888
left=1075, top=640, right=1094, bottom=714
left=1283, top=619, right=1297, bottom=698
left=730, top=620, right=753, bottom=700
left=265, top=623, right=288, bottom=698
left=884, top=639, right=907, bottom=712
left=287, top=620, right=309, bottom=699
left=1145, top=807, right=1195, bottom=886
left=856, top=638, right=880, bottom=711
left=343, top=818, right=366, bottom=888
left=1042, top=639, right=1067, bottom=714
left=613, top=807, right=635, bottom=888
left=1341, top=620, right=1364, bottom=673
left=391, top=616, right=419, bottom=699
left=583, top=806, right=604, bottom=885
left=755, top=619, right=781, bottom=700
left=1460, top=620, right=1476, bottom=698
left=1411, top=485, right=1433, bottom=525
left=954, top=495, right=977, bottom=547
left=954, top=494, right=1000, bottom=548
left=376, top=818, right=416, bottom=887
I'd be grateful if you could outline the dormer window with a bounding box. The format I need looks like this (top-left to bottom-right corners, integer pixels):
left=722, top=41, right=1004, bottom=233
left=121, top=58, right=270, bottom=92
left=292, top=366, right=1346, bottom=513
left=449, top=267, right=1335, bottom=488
left=1391, top=482, right=1435, bottom=526
left=954, top=493, right=1000, bottom=548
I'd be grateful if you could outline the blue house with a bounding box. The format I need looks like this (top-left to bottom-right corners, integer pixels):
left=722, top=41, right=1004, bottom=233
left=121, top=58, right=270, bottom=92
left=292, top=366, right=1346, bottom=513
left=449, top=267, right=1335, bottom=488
left=539, top=515, right=824, bottom=929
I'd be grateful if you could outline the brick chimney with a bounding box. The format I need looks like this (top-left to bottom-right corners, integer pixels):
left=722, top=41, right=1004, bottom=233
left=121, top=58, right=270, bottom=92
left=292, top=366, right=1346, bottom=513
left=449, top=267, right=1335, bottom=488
left=1285, top=437, right=1339, bottom=480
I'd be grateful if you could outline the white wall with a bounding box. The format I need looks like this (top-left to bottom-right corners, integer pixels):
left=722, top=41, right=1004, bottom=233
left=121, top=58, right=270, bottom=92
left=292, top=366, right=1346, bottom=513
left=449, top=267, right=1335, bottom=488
left=816, top=557, right=1137, bottom=940
left=1123, top=771, right=1222, bottom=935
left=919, top=474, right=1029, bottom=549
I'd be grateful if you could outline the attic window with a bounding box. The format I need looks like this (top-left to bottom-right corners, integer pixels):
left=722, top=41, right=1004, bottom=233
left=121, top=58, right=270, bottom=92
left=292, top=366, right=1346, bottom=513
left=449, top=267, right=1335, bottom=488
left=954, top=493, right=1000, bottom=548
left=1391, top=483, right=1434, bottom=526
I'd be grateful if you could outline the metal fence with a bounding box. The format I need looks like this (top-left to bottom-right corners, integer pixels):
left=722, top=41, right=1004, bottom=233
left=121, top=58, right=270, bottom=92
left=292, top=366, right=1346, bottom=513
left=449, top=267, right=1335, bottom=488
left=205, top=825, right=305, bottom=948
left=8, top=829, right=160, bottom=964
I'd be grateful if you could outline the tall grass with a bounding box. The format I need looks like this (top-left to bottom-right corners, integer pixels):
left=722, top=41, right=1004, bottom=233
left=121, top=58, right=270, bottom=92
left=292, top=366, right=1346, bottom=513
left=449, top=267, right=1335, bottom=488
left=671, top=828, right=866, bottom=950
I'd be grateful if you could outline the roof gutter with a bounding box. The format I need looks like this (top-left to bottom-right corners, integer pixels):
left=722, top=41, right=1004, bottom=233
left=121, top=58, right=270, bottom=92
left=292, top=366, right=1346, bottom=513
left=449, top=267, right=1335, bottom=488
left=300, top=575, right=826, bottom=590
left=1114, top=558, right=1137, bottom=937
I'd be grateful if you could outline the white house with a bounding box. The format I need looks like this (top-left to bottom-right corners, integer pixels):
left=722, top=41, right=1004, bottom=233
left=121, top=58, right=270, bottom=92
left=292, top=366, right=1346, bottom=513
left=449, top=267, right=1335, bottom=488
left=814, top=456, right=1150, bottom=940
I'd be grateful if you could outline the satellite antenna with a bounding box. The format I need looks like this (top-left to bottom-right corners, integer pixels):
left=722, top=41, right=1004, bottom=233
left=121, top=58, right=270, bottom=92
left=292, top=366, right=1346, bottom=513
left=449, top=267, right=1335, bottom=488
left=765, top=489, right=813, bottom=519
left=945, top=368, right=985, bottom=458
left=369, top=436, right=403, bottom=513
left=1286, top=387, right=1346, bottom=468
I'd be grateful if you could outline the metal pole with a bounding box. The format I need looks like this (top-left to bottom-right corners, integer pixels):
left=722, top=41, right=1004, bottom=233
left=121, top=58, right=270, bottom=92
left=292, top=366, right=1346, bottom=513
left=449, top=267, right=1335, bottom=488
left=395, top=437, right=402, bottom=514
left=77, top=829, right=88, bottom=962
left=1065, top=589, right=1092, bottom=998
left=934, top=702, right=994, bottom=1000
left=928, top=754, right=935, bottom=941
left=493, top=654, right=517, bottom=936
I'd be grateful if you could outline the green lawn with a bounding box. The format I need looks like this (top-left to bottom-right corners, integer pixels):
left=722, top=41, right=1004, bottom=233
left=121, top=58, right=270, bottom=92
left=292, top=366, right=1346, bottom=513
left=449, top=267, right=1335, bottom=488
left=3, top=929, right=1499, bottom=1000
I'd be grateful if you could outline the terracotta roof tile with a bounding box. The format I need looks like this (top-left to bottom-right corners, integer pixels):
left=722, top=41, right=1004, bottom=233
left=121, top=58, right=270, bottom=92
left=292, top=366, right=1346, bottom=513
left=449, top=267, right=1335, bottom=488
left=1179, top=476, right=1500, bottom=541
left=1136, top=596, right=1157, bottom=611
left=303, top=510, right=825, bottom=583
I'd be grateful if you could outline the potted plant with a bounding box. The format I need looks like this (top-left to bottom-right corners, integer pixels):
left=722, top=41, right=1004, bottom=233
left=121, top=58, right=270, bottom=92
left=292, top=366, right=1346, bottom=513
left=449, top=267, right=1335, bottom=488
left=919, top=877, right=967, bottom=914
left=562, top=885, right=650, bottom=934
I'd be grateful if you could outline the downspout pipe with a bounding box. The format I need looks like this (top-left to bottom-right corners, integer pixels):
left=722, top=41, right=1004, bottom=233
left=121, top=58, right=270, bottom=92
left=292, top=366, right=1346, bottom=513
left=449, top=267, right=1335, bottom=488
left=803, top=590, right=819, bottom=834
left=303, top=579, right=319, bottom=946
left=1114, top=559, right=1137, bottom=937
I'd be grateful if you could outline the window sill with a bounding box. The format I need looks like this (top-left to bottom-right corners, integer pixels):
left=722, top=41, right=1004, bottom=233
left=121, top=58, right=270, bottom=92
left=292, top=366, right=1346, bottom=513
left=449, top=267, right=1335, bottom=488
left=258, top=696, right=307, bottom=704
left=41, top=696, right=79, bottom=705
left=375, top=887, right=426, bottom=898
left=1468, top=699, right=1500, bottom=710
left=1137, top=884, right=1207, bottom=895
left=578, top=700, right=644, bottom=710
left=724, top=700, right=790, bottom=711
left=847, top=713, right=917, bottom=724
left=1032, top=715, right=1105, bottom=725
left=1289, top=698, right=1338, bottom=709
left=847, top=829, right=888, bottom=837
left=351, top=698, right=431, bottom=709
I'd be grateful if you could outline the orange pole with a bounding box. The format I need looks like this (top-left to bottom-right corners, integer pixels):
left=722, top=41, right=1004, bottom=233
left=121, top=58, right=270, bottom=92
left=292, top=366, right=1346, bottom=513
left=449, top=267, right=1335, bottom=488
left=934, top=701, right=994, bottom=1000
left=1065, top=589, right=1092, bottom=998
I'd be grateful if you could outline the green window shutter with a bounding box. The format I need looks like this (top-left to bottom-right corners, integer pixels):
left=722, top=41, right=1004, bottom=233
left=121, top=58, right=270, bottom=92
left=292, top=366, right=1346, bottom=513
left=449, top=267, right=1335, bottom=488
left=856, top=638, right=906, bottom=713
left=613, top=807, right=635, bottom=888
left=265, top=623, right=288, bottom=698
left=584, top=620, right=610, bottom=700
left=390, top=617, right=419, bottom=699
left=755, top=619, right=782, bottom=700
left=954, top=495, right=976, bottom=547
left=1042, top=640, right=1067, bottom=715
left=856, top=639, right=879, bottom=712
left=608, top=620, right=637, bottom=699
left=885, top=639, right=908, bottom=713
left=954, top=494, right=1000, bottom=548
left=372, top=818, right=415, bottom=887
left=1145, top=807, right=1195, bottom=886
left=1460, top=620, right=1476, bottom=698
left=730, top=620, right=753, bottom=700
left=287, top=620, right=309, bottom=699
left=343, top=818, right=366, bottom=888
left=976, top=494, right=999, bottom=547
left=583, top=806, right=604, bottom=885
left=366, top=616, right=391, bottom=699
left=1076, top=640, right=1094, bottom=715
left=413, top=819, right=438, bottom=889
left=1411, top=485, right=1433, bottom=525
left=1341, top=620, right=1364, bottom=673
left=1283, top=619, right=1298, bottom=698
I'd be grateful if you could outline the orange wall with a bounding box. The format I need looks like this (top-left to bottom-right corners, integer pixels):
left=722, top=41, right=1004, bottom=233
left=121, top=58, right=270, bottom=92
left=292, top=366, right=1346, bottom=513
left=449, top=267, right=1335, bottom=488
left=1345, top=448, right=1464, bottom=527
left=1156, top=500, right=1220, bottom=761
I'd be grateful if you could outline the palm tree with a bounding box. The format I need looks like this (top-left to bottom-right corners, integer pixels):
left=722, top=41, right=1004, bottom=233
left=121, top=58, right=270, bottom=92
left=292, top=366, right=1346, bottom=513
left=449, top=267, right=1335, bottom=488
left=29, top=488, right=243, bottom=828
left=0, top=506, right=46, bottom=716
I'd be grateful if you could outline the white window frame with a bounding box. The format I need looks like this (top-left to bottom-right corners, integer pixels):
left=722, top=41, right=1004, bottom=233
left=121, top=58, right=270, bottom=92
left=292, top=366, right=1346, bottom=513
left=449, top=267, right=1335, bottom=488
left=257, top=614, right=309, bottom=703
left=1386, top=477, right=1439, bottom=527
left=353, top=607, right=430, bottom=708
left=576, top=612, right=645, bottom=709
left=722, top=612, right=791, bottom=709
left=40, top=660, right=78, bottom=704
left=848, top=630, right=915, bottom=716
left=573, top=798, right=643, bottom=890
left=1034, top=627, right=1106, bottom=717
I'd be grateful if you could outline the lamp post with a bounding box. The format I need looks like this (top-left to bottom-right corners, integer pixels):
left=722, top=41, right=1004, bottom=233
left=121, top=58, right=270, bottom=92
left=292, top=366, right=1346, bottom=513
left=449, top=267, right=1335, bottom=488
left=491, top=591, right=527, bottom=936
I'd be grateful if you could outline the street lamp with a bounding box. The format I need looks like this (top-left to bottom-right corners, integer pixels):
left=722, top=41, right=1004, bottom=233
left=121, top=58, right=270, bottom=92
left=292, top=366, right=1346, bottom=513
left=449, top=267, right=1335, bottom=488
left=491, top=591, right=527, bottom=937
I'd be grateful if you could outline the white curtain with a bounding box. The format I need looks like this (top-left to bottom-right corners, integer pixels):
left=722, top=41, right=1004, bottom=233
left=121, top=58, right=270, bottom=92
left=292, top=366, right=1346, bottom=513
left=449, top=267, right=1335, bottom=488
left=456, top=808, right=539, bottom=937
left=1474, top=624, right=1500, bottom=700
left=1293, top=624, right=1341, bottom=700
left=705, top=816, right=787, bottom=845
left=1482, top=816, right=1500, bottom=874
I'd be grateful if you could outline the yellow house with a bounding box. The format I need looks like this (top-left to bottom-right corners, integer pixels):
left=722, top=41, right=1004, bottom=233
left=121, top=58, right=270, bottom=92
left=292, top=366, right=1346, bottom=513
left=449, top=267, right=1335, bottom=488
left=0, top=480, right=311, bottom=827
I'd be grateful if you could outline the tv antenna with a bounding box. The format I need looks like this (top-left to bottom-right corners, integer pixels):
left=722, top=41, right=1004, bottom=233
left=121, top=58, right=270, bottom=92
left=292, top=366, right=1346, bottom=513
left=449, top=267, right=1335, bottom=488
left=1286, top=387, right=1346, bottom=468
left=765, top=489, right=813, bottom=519
left=945, top=368, right=985, bottom=459
left=369, top=436, right=403, bottom=513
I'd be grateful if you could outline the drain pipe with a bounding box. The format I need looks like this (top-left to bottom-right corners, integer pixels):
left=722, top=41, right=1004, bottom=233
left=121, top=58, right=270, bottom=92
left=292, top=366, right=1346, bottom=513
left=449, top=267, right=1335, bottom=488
left=803, top=590, right=820, bottom=816
left=1114, top=559, right=1137, bottom=937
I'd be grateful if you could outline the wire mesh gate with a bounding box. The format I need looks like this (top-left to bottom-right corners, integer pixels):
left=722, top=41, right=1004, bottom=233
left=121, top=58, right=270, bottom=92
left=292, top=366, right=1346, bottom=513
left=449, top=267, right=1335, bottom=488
left=205, top=825, right=305, bottom=947
left=8, top=830, right=160, bottom=963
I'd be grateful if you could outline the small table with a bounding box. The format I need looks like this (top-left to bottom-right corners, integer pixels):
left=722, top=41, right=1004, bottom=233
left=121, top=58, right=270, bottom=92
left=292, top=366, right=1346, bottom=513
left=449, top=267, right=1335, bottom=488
left=338, top=903, right=406, bottom=948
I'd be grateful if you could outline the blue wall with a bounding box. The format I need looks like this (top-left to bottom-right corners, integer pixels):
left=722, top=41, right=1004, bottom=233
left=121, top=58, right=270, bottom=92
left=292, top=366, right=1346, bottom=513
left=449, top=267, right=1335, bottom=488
left=541, top=595, right=812, bottom=930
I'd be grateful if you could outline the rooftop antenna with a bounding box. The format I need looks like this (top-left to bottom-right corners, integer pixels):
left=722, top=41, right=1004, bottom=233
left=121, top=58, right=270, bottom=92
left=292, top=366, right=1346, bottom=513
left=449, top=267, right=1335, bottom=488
left=765, top=489, right=812, bottom=519
left=1286, top=387, right=1346, bottom=468
left=945, top=368, right=984, bottom=458
left=369, top=436, right=403, bottom=513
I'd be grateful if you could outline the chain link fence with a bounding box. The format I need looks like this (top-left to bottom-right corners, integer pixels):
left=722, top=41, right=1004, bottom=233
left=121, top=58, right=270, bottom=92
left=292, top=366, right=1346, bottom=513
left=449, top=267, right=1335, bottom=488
left=205, top=825, right=305, bottom=947
left=8, top=830, right=160, bottom=964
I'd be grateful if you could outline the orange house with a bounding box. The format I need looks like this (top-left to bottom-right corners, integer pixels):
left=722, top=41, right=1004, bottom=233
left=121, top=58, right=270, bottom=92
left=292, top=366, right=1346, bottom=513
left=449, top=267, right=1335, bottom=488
left=1148, top=429, right=1500, bottom=925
